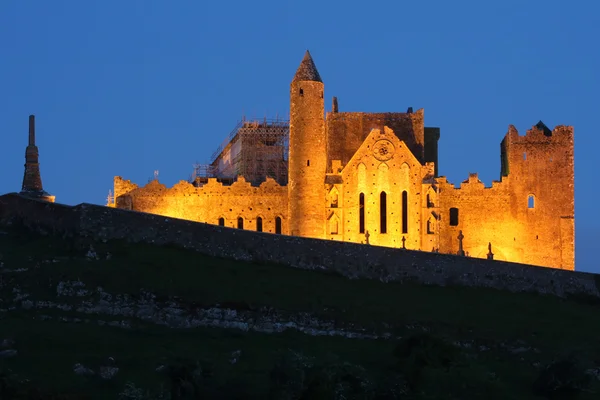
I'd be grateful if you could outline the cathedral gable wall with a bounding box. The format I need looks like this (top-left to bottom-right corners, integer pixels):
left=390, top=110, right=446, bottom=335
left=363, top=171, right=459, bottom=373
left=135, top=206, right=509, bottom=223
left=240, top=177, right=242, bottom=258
left=338, top=127, right=429, bottom=249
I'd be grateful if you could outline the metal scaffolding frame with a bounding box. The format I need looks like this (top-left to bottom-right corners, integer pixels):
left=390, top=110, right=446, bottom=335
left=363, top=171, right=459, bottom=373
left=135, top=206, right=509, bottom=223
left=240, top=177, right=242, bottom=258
left=193, top=117, right=289, bottom=186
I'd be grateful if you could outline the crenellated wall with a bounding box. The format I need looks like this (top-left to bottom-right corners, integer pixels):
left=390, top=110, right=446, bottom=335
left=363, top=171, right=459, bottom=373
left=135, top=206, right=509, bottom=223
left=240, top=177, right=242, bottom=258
left=436, top=174, right=520, bottom=262
left=502, top=124, right=575, bottom=269
left=113, top=176, right=288, bottom=234
left=433, top=121, right=575, bottom=270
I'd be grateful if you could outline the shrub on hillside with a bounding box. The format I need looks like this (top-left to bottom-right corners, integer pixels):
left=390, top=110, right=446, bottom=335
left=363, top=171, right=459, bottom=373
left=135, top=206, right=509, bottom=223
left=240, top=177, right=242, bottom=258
left=1, top=369, right=91, bottom=400
left=393, top=333, right=459, bottom=389
left=269, top=350, right=390, bottom=399
left=533, top=357, right=591, bottom=399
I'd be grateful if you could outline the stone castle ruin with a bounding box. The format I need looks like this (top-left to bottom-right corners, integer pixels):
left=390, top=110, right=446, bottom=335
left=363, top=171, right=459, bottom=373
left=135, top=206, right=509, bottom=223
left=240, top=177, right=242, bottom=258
left=109, top=51, right=574, bottom=270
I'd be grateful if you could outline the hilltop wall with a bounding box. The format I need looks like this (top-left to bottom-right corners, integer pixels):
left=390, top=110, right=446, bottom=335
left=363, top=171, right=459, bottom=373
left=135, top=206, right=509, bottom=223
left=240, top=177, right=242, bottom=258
left=436, top=174, right=519, bottom=261
left=0, top=193, right=597, bottom=300
left=114, top=176, right=288, bottom=234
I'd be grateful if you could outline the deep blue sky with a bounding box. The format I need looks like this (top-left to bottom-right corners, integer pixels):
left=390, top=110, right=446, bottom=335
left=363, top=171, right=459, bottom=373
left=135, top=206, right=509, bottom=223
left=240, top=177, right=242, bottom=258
left=1, top=1, right=597, bottom=272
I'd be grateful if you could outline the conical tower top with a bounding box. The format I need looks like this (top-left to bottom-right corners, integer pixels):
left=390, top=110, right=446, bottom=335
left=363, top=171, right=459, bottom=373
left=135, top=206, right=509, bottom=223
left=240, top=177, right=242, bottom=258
left=292, top=50, right=322, bottom=83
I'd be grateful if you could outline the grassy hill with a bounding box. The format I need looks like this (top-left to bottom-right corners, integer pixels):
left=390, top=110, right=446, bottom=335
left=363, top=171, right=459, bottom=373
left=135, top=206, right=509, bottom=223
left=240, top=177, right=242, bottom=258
left=0, top=224, right=599, bottom=399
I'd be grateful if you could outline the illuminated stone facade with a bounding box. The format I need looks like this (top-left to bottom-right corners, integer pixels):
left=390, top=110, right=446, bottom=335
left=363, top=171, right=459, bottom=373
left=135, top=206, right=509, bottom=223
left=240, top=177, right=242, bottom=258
left=112, top=51, right=575, bottom=270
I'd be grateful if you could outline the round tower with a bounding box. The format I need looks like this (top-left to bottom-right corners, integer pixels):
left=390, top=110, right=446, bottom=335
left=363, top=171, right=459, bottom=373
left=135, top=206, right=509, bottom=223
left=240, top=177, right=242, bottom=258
left=288, top=50, right=326, bottom=238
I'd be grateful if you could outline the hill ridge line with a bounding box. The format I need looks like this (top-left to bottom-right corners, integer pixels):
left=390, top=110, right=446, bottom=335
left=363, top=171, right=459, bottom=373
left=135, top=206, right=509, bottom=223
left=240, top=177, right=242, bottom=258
left=0, top=192, right=598, bottom=300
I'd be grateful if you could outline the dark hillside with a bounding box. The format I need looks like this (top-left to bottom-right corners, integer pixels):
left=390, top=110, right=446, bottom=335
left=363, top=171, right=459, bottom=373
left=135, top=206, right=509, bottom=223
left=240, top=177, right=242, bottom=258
left=1, top=224, right=599, bottom=399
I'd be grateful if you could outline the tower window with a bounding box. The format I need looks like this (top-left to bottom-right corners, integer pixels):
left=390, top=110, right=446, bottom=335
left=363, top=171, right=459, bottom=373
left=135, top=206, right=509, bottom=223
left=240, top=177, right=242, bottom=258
left=299, top=88, right=304, bottom=96
left=380, top=191, right=387, bottom=234
left=307, top=160, right=310, bottom=166
left=449, top=208, right=459, bottom=226
left=275, top=217, right=282, bottom=234
left=523, top=152, right=527, bottom=160
left=528, top=195, right=535, bottom=209
left=218, top=217, right=225, bottom=226
left=359, top=193, right=365, bottom=234
left=237, top=217, right=244, bottom=229
left=401, top=191, right=408, bottom=234
left=256, top=217, right=263, bottom=232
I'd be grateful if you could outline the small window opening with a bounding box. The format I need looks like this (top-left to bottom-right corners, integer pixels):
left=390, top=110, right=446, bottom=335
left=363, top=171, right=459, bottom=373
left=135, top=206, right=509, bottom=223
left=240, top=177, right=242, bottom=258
left=449, top=208, right=459, bottom=226
left=330, top=219, right=339, bottom=235
left=523, top=152, right=527, bottom=160
left=401, top=191, right=408, bottom=234
left=307, top=160, right=310, bottom=166
left=218, top=217, right=225, bottom=226
left=299, top=88, right=304, bottom=96
left=237, top=217, right=244, bottom=229
left=427, top=192, right=434, bottom=208
left=427, top=218, right=435, bottom=234
left=275, top=217, right=282, bottom=234
left=331, top=193, right=338, bottom=208
left=359, top=193, right=365, bottom=234
left=380, top=191, right=387, bottom=234
left=256, top=217, right=263, bottom=232
left=528, top=195, right=535, bottom=209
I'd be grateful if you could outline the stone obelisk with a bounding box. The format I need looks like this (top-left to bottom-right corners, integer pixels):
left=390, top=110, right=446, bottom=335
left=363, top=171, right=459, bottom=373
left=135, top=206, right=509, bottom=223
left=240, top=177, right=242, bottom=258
left=20, top=115, right=55, bottom=202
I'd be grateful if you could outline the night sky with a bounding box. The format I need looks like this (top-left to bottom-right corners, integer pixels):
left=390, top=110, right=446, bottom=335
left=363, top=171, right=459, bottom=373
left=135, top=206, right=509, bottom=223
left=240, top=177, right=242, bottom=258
left=1, top=0, right=597, bottom=272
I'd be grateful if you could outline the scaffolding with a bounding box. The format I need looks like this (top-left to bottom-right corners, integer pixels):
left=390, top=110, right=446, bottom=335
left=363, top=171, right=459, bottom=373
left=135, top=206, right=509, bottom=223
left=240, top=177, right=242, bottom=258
left=193, top=117, right=289, bottom=186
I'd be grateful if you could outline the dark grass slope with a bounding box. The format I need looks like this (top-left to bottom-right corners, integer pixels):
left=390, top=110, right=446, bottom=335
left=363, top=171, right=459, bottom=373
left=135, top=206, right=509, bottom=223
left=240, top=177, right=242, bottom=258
left=1, top=226, right=600, bottom=398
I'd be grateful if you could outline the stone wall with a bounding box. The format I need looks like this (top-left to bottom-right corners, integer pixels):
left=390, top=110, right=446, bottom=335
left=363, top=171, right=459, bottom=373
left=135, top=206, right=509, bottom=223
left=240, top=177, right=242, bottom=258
left=114, top=176, right=288, bottom=234
left=436, top=174, right=519, bottom=262
left=502, top=124, right=575, bottom=270
left=0, top=193, right=597, bottom=300
left=326, top=110, right=426, bottom=170
left=434, top=124, right=575, bottom=270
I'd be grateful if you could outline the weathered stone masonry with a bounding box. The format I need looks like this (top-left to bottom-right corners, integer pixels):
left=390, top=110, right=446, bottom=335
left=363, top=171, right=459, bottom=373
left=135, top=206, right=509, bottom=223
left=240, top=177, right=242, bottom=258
left=111, top=51, right=575, bottom=270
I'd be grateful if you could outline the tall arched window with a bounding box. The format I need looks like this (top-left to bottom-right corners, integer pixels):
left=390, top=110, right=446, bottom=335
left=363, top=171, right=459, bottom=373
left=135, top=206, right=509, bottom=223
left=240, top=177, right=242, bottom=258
left=256, top=217, right=263, bottom=232
left=401, top=191, right=408, bottom=234
left=237, top=217, right=244, bottom=229
left=275, top=217, right=282, bottom=234
left=359, top=193, right=365, bottom=234
left=528, top=195, right=535, bottom=209
left=218, top=217, right=225, bottom=226
left=380, top=191, right=387, bottom=234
